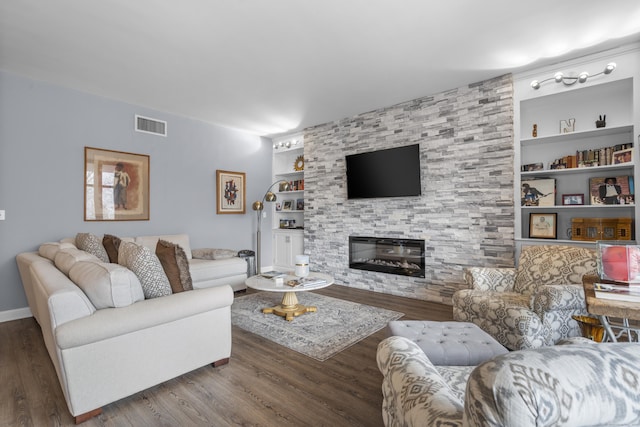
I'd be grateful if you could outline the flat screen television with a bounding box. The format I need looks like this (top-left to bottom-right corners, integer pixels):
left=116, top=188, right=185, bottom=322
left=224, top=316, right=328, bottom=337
left=346, top=144, right=422, bottom=199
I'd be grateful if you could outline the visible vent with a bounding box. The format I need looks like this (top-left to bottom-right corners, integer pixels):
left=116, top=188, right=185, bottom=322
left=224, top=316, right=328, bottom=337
left=135, top=115, right=167, bottom=136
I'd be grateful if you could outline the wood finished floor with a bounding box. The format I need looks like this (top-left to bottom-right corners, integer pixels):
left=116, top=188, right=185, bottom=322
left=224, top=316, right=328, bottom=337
left=1, top=285, right=453, bottom=426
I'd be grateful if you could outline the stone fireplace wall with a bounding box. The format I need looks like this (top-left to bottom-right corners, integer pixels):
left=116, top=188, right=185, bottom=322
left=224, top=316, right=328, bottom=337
left=302, top=74, right=515, bottom=304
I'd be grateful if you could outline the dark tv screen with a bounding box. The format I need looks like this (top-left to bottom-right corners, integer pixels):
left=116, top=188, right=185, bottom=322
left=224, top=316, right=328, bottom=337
left=346, top=144, right=421, bottom=199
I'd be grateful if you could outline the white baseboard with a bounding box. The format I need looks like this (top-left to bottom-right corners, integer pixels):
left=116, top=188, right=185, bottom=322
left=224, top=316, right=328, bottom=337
left=0, top=307, right=32, bottom=323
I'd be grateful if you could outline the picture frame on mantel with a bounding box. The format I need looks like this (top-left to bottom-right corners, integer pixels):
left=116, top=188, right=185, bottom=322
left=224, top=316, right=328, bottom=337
left=216, top=170, right=246, bottom=214
left=84, top=147, right=150, bottom=221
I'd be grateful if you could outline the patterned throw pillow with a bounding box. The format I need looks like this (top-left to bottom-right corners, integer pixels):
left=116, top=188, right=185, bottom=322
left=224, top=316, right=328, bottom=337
left=156, top=239, right=193, bottom=293
left=76, top=233, right=109, bottom=263
left=118, top=241, right=172, bottom=299
left=102, top=234, right=122, bottom=263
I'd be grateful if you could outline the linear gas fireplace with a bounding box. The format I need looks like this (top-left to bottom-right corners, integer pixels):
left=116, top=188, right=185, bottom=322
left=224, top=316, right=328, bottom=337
left=349, top=236, right=425, bottom=278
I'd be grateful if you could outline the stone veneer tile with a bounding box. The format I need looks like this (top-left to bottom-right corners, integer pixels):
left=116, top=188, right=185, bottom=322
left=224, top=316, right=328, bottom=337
left=302, top=74, right=515, bottom=304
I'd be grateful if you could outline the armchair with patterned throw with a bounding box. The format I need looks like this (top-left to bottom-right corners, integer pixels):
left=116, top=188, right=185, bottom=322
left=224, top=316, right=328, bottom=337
left=452, top=245, right=598, bottom=350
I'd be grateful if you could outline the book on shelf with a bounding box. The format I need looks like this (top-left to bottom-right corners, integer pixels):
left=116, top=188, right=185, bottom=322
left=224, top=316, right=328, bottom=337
left=593, top=283, right=640, bottom=303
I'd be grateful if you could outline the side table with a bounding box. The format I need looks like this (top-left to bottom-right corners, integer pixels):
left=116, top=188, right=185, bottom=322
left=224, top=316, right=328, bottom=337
left=582, top=275, right=640, bottom=342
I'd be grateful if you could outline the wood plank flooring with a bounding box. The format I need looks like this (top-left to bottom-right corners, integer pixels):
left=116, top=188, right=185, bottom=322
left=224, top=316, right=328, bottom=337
left=0, top=285, right=453, bottom=426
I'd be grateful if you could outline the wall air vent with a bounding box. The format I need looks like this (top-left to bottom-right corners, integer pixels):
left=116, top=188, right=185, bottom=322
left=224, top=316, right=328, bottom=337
left=135, top=115, right=167, bottom=137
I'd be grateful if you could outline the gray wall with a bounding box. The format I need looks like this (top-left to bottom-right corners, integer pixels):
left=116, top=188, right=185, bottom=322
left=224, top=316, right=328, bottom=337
left=0, top=71, right=273, bottom=314
left=304, top=74, right=515, bottom=304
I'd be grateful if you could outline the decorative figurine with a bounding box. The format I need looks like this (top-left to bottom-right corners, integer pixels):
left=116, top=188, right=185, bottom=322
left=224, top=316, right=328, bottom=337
left=532, top=124, right=537, bottom=137
left=596, top=115, right=606, bottom=128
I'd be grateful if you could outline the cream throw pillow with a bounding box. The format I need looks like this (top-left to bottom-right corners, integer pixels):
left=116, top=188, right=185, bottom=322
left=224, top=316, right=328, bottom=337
left=54, top=248, right=101, bottom=276
left=69, top=261, right=144, bottom=308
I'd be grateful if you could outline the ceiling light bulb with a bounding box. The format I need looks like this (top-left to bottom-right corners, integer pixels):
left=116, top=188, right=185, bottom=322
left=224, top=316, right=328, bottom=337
left=604, top=62, right=616, bottom=74
left=554, top=72, right=564, bottom=82
left=578, top=72, right=589, bottom=83
left=530, top=80, right=540, bottom=89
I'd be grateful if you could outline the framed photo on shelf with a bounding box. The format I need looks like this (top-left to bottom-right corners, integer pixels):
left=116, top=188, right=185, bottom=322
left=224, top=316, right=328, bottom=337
left=562, top=193, right=584, bottom=205
left=282, top=200, right=293, bottom=210
left=529, top=213, right=557, bottom=239
left=521, top=162, right=544, bottom=172
left=296, top=199, right=304, bottom=210
left=84, top=147, right=150, bottom=221
left=216, top=170, right=246, bottom=214
left=589, top=175, right=634, bottom=205
left=613, top=148, right=633, bottom=165
left=521, top=178, right=555, bottom=206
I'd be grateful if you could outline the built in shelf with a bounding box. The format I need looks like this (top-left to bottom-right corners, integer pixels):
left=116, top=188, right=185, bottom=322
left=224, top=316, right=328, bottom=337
left=521, top=163, right=634, bottom=177
left=520, top=124, right=634, bottom=147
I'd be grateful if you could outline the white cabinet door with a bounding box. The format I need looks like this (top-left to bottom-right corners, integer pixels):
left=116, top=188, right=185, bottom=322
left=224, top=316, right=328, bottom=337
left=273, top=230, right=304, bottom=269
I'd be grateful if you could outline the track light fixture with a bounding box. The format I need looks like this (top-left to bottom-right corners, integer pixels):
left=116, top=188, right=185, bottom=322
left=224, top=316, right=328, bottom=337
left=273, top=138, right=301, bottom=150
left=530, top=62, right=616, bottom=90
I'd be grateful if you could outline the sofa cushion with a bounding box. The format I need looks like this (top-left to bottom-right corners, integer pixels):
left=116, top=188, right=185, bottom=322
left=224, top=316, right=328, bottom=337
left=118, top=241, right=172, bottom=299
left=191, top=248, right=238, bottom=260
left=156, top=239, right=193, bottom=293
left=39, top=242, right=76, bottom=261
left=76, top=233, right=110, bottom=263
left=54, top=248, right=102, bottom=276
left=135, top=234, right=193, bottom=259
left=102, top=234, right=122, bottom=263
left=513, top=245, right=597, bottom=295
left=69, top=261, right=144, bottom=308
left=188, top=257, right=247, bottom=282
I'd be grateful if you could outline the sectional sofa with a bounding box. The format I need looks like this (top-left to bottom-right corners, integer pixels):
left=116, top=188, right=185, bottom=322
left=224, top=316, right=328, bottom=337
left=16, top=233, right=248, bottom=423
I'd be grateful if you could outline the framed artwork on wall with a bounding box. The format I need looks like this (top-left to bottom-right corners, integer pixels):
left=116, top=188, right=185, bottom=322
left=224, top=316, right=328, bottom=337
left=529, top=213, right=557, bottom=239
left=216, top=170, right=246, bottom=214
left=84, top=147, right=150, bottom=221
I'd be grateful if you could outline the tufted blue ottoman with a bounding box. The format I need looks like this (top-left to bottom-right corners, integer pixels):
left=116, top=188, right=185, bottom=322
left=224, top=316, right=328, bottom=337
left=386, top=320, right=508, bottom=365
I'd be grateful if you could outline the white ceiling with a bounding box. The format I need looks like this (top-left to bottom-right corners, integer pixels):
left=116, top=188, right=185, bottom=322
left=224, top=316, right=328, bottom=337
left=2, top=1, right=640, bottom=137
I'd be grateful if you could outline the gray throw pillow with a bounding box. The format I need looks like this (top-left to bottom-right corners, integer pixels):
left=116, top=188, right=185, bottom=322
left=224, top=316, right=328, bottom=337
left=76, top=233, right=109, bottom=263
left=118, top=241, right=172, bottom=299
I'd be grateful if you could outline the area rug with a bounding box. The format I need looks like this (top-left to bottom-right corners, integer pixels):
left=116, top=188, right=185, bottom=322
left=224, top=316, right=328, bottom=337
left=231, top=292, right=404, bottom=361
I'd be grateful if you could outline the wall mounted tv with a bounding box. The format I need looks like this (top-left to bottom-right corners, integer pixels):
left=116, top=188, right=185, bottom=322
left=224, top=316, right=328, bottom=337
left=346, top=144, right=422, bottom=199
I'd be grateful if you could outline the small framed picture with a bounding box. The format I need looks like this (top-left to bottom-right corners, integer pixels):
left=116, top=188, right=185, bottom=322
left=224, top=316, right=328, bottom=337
left=529, top=213, right=557, bottom=239
left=521, top=162, right=544, bottom=172
left=296, top=199, right=304, bottom=210
left=275, top=202, right=282, bottom=211
left=559, top=118, right=575, bottom=134
left=283, top=200, right=293, bottom=210
left=562, top=194, right=584, bottom=205
left=613, top=148, right=633, bottom=164
left=216, top=170, right=246, bottom=214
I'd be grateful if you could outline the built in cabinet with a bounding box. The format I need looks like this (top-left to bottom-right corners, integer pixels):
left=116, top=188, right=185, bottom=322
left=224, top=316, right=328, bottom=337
left=514, top=45, right=640, bottom=254
left=271, top=132, right=305, bottom=269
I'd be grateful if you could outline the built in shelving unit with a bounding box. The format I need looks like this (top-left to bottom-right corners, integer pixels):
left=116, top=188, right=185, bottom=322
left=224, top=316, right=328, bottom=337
left=513, top=45, right=640, bottom=254
left=271, top=132, right=305, bottom=269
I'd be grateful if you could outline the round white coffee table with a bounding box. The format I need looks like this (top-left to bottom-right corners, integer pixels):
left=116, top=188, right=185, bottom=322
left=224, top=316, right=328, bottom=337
left=245, top=272, right=334, bottom=321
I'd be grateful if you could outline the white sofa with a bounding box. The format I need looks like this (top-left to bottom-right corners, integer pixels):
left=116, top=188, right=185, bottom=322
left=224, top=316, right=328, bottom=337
left=15, top=233, right=247, bottom=423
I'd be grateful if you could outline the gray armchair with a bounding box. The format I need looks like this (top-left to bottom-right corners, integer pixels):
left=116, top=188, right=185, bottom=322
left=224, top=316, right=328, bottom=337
left=452, top=245, right=597, bottom=350
left=377, top=336, right=640, bottom=427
